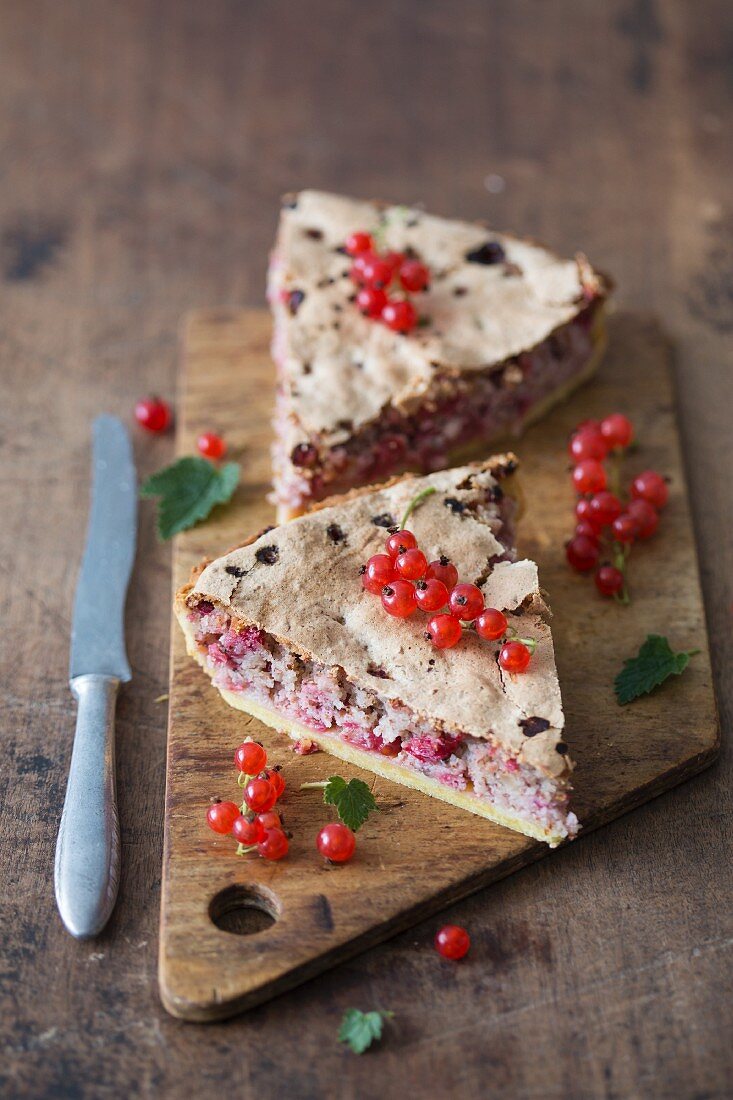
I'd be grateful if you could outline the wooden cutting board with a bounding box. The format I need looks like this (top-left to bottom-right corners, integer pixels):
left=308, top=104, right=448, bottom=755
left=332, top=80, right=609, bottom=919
left=159, top=308, right=719, bottom=1021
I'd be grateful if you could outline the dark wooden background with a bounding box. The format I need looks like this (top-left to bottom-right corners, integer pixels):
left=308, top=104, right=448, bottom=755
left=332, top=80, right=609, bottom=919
left=1, top=2, right=731, bottom=1097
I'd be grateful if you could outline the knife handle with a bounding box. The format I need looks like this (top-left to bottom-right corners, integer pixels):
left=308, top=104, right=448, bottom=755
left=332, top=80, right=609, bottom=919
left=55, top=674, right=122, bottom=938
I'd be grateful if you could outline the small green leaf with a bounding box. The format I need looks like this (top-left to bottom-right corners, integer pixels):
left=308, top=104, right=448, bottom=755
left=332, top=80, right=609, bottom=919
left=337, top=1008, right=393, bottom=1054
left=614, top=634, right=700, bottom=705
left=323, top=775, right=377, bottom=831
left=140, top=456, right=240, bottom=540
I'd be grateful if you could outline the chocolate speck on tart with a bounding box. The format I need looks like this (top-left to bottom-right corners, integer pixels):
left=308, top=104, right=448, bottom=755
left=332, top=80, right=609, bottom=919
left=465, top=240, right=506, bottom=265
left=555, top=741, right=569, bottom=755
left=225, top=565, right=247, bottom=578
left=444, top=497, right=467, bottom=514
left=372, top=512, right=397, bottom=528
left=520, top=716, right=551, bottom=737
left=453, top=286, right=468, bottom=297
left=255, top=545, right=279, bottom=565
left=287, top=289, right=305, bottom=315
left=304, top=227, right=323, bottom=240
left=326, top=522, right=346, bottom=545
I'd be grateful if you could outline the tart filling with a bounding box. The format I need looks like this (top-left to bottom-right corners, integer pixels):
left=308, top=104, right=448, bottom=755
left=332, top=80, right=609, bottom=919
left=181, top=602, right=578, bottom=845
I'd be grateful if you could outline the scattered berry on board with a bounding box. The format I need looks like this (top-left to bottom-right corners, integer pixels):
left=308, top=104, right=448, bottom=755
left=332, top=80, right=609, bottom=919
left=134, top=395, right=171, bottom=433
left=206, top=801, right=240, bottom=835
left=197, top=431, right=227, bottom=459
left=435, top=924, right=471, bottom=960
left=565, top=414, right=668, bottom=602
left=317, top=823, right=357, bottom=863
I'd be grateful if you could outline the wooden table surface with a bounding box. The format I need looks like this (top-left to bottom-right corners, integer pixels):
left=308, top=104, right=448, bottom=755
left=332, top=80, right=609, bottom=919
left=1, top=2, right=731, bottom=1097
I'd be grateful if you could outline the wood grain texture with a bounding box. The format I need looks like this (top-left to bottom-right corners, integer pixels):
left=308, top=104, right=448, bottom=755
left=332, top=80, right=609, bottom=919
left=160, top=308, right=718, bottom=1020
left=1, top=1, right=732, bottom=1096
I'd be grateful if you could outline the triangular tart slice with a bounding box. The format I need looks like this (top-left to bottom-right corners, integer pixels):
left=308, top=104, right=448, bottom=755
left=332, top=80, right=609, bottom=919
left=268, top=189, right=610, bottom=518
left=175, top=457, right=578, bottom=846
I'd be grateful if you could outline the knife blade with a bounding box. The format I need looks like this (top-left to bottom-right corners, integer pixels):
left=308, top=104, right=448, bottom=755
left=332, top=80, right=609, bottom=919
left=55, top=415, right=137, bottom=938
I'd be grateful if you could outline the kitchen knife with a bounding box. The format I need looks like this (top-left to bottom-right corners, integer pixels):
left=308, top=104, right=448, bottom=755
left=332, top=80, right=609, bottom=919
left=54, top=415, right=137, bottom=938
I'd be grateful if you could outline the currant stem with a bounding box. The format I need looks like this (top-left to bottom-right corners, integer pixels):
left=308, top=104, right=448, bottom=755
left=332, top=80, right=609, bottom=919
left=300, top=781, right=328, bottom=790
left=235, top=842, right=258, bottom=857
left=401, top=486, right=437, bottom=529
left=504, top=627, right=537, bottom=653
left=608, top=450, right=624, bottom=498
left=611, top=541, right=632, bottom=605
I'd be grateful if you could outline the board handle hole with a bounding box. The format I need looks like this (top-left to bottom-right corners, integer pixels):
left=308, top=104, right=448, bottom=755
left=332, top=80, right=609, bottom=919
left=209, top=884, right=279, bottom=936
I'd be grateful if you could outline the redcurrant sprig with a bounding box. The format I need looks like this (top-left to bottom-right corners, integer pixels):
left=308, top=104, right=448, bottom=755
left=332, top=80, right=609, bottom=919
left=206, top=738, right=291, bottom=861
left=566, top=414, right=669, bottom=603
left=359, top=489, right=533, bottom=672
left=344, top=230, right=430, bottom=334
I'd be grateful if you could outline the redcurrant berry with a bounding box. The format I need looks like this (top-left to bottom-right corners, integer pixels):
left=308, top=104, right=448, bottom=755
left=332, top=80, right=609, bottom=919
left=588, top=490, right=622, bottom=527
left=475, top=607, right=508, bottom=640
left=426, top=557, right=459, bottom=590
left=414, top=577, right=450, bottom=612
left=498, top=641, right=531, bottom=673
left=425, top=614, right=462, bottom=649
left=255, top=810, right=282, bottom=838
left=611, top=513, right=640, bottom=543
left=575, top=498, right=603, bottom=530
left=399, top=259, right=430, bottom=292
left=568, top=427, right=607, bottom=462
left=361, top=256, right=393, bottom=289
left=385, top=530, right=418, bottom=558
left=631, top=470, right=669, bottom=509
left=383, top=250, right=405, bottom=273
left=356, top=285, right=388, bottom=319
left=197, top=432, right=226, bottom=459
left=381, top=298, right=418, bottom=334
left=572, top=460, right=607, bottom=495
left=345, top=231, right=373, bottom=256
left=231, top=814, right=259, bottom=845
left=234, top=740, right=267, bottom=775
left=381, top=579, right=418, bottom=618
left=243, top=777, right=277, bottom=814
left=435, top=924, right=470, bottom=960
left=135, top=396, right=171, bottom=433
left=448, top=583, right=484, bottom=622
left=594, top=565, right=625, bottom=597
left=206, top=800, right=240, bottom=835
left=575, top=520, right=600, bottom=542
left=600, top=413, right=634, bottom=449
left=264, top=768, right=286, bottom=800
left=257, top=828, right=289, bottom=861
left=627, top=498, right=659, bottom=539
left=395, top=547, right=428, bottom=580
left=350, top=251, right=376, bottom=281
left=362, top=553, right=396, bottom=594
left=316, top=822, right=356, bottom=863
left=566, top=534, right=600, bottom=572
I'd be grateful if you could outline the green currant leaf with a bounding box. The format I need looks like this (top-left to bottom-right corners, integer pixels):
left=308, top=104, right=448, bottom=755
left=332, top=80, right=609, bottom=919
left=337, top=1008, right=393, bottom=1054
left=614, top=634, right=699, bottom=705
left=140, top=456, right=240, bottom=540
left=322, top=775, right=377, bottom=832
